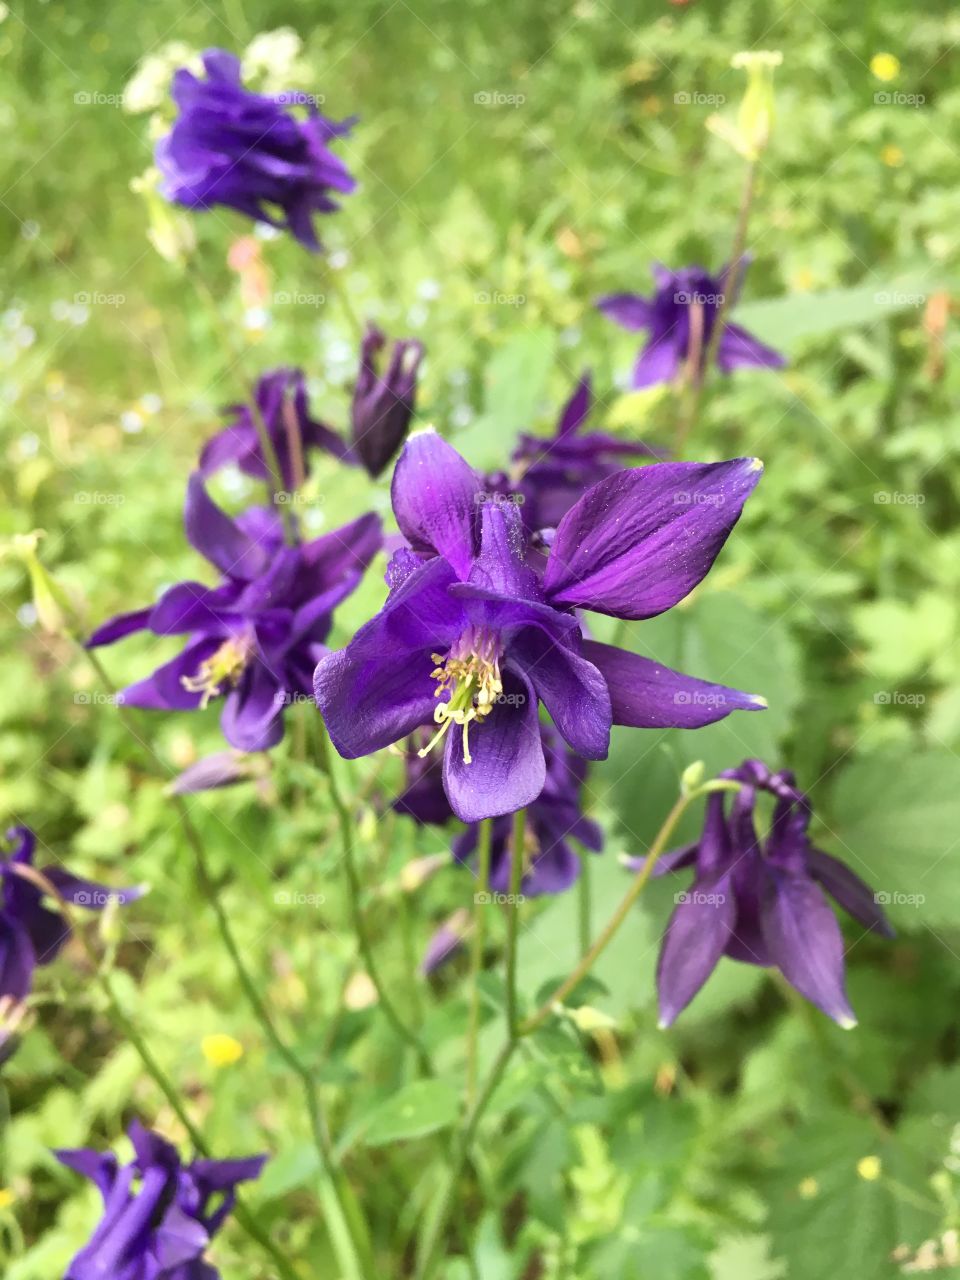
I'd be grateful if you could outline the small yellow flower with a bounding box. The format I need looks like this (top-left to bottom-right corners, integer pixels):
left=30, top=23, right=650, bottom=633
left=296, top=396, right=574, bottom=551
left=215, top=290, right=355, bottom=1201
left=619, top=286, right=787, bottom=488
left=857, top=1155, right=882, bottom=1181
left=881, top=144, right=904, bottom=168
left=792, top=267, right=815, bottom=292
left=201, top=1034, right=244, bottom=1067
left=871, top=53, right=900, bottom=82
left=0, top=1188, right=15, bottom=1210
left=797, top=1177, right=819, bottom=1199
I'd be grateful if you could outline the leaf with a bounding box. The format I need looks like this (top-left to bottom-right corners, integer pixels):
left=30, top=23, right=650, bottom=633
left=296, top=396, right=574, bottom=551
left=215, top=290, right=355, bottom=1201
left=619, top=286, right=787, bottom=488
left=360, top=1079, right=460, bottom=1147
left=735, top=274, right=936, bottom=349
left=453, top=327, right=557, bottom=469
left=256, top=1143, right=322, bottom=1201
left=828, top=749, right=960, bottom=927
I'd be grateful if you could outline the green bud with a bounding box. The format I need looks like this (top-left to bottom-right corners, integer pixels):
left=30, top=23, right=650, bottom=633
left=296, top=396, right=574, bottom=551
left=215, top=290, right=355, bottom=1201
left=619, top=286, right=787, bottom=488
left=732, top=50, right=782, bottom=159
left=6, top=532, right=82, bottom=636
left=130, top=167, right=196, bottom=267
left=680, top=760, right=705, bottom=796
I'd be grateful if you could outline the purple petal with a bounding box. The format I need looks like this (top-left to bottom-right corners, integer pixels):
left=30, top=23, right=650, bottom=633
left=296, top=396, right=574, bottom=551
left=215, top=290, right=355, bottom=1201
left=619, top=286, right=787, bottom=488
left=556, top=373, right=592, bottom=437
left=55, top=1148, right=119, bottom=1198
left=0, top=921, right=36, bottom=1001
left=657, top=871, right=735, bottom=1027
left=469, top=501, right=540, bottom=600
left=184, top=472, right=268, bottom=580
left=42, top=869, right=144, bottom=911
left=299, top=512, right=383, bottom=581
left=85, top=607, right=153, bottom=648
left=422, top=911, right=470, bottom=974
left=717, top=322, right=786, bottom=372
left=544, top=459, right=763, bottom=619
left=632, top=334, right=681, bottom=388
left=442, top=667, right=545, bottom=822
left=582, top=641, right=765, bottom=727
left=155, top=1204, right=210, bottom=1269
left=807, top=849, right=895, bottom=938
left=169, top=751, right=252, bottom=795
left=220, top=662, right=286, bottom=752
left=761, top=871, right=857, bottom=1027
left=148, top=581, right=242, bottom=635
left=121, top=638, right=224, bottom=711
left=510, top=629, right=611, bottom=759
left=390, top=432, right=480, bottom=578
left=596, top=293, right=654, bottom=331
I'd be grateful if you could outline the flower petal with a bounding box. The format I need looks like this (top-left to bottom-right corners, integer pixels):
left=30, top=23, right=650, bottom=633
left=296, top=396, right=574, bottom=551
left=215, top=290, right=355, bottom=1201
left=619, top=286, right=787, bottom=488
left=510, top=628, right=611, bottom=759
left=184, top=471, right=269, bottom=580
left=220, top=662, right=286, bottom=752
left=0, top=920, right=36, bottom=1001
left=596, top=293, right=654, bottom=331
left=121, top=638, right=224, bottom=711
left=582, top=641, right=766, bottom=727
left=442, top=667, right=545, bottom=822
left=85, top=607, right=153, bottom=648
left=390, top=432, right=480, bottom=578
left=657, top=872, right=735, bottom=1027
left=556, top=373, right=592, bottom=436
left=717, top=321, right=786, bottom=372
left=469, top=500, right=540, bottom=600
left=807, top=849, right=895, bottom=938
left=148, top=581, right=242, bottom=635
left=632, top=333, right=680, bottom=389
left=761, top=870, right=857, bottom=1027
left=544, top=459, right=763, bottom=619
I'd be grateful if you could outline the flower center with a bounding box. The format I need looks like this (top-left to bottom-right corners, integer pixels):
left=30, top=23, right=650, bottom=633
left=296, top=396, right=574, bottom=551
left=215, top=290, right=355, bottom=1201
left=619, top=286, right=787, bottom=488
left=418, top=627, right=503, bottom=765
left=181, top=635, right=253, bottom=708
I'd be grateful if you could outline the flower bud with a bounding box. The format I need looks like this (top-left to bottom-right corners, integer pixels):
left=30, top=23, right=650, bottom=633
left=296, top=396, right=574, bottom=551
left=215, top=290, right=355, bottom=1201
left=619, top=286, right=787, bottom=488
left=350, top=324, right=425, bottom=477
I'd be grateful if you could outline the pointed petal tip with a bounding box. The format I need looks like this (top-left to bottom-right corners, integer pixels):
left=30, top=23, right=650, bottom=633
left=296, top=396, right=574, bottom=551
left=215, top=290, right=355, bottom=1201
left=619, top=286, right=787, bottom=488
left=838, top=1014, right=858, bottom=1030
left=750, top=694, right=768, bottom=709
left=748, top=457, right=764, bottom=473
left=656, top=1015, right=673, bottom=1031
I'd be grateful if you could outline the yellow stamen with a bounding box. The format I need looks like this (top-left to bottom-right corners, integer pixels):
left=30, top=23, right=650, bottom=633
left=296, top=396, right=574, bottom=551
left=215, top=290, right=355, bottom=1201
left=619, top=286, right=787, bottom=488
left=418, top=629, right=503, bottom=764
left=181, top=635, right=253, bottom=708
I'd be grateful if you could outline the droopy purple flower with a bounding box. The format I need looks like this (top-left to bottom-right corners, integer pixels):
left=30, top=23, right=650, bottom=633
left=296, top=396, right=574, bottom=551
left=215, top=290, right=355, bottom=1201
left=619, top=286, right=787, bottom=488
left=598, top=262, right=785, bottom=389
left=314, top=431, right=766, bottom=823
left=351, top=324, right=425, bottom=478
left=87, top=474, right=381, bottom=752
left=488, top=372, right=662, bottom=533
left=156, top=49, right=356, bottom=251
left=200, top=368, right=351, bottom=492
left=0, top=827, right=142, bottom=1002
left=57, top=1120, right=265, bottom=1280
left=648, top=759, right=893, bottom=1028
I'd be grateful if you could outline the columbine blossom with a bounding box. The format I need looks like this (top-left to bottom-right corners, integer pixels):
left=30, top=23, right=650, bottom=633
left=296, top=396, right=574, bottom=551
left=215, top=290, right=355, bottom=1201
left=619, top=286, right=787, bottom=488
left=156, top=49, right=356, bottom=251
left=645, top=759, right=893, bottom=1028
left=0, top=827, right=142, bottom=1002
left=200, top=368, right=351, bottom=492
left=315, top=431, right=765, bottom=823
left=57, top=1120, right=265, bottom=1280
left=87, top=474, right=381, bottom=752
left=488, top=372, right=662, bottom=533
left=350, top=324, right=425, bottom=478
left=598, top=262, right=785, bottom=388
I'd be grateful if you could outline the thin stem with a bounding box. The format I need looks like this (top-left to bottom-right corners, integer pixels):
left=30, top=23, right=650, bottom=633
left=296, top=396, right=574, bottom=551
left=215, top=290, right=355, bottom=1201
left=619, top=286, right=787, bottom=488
left=675, top=158, right=758, bottom=453
left=325, top=265, right=364, bottom=342
left=465, top=818, right=493, bottom=1105
left=520, top=790, right=694, bottom=1036
left=578, top=854, right=592, bottom=960
left=79, top=648, right=375, bottom=1280
left=315, top=721, right=434, bottom=1075
left=504, top=809, right=526, bottom=1037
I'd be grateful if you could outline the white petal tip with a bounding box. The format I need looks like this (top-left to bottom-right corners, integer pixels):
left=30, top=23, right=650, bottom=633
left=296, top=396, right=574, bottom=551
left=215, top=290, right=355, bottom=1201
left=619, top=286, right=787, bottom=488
left=749, top=457, right=764, bottom=472
left=750, top=695, right=769, bottom=709
left=838, top=1015, right=858, bottom=1030
left=656, top=1018, right=671, bottom=1031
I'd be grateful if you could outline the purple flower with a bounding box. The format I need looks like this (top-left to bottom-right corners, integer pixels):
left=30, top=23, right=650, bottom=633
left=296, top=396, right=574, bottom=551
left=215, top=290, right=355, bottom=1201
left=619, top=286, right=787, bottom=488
left=598, top=262, right=786, bottom=389
left=421, top=908, right=470, bottom=975
left=489, top=372, right=662, bottom=533
left=57, top=1120, right=265, bottom=1280
left=0, top=827, right=142, bottom=1003
left=87, top=474, right=382, bottom=752
left=200, top=368, right=352, bottom=492
left=351, top=324, right=425, bottom=478
left=156, top=49, right=356, bottom=251
left=314, top=431, right=765, bottom=823
left=648, top=759, right=894, bottom=1028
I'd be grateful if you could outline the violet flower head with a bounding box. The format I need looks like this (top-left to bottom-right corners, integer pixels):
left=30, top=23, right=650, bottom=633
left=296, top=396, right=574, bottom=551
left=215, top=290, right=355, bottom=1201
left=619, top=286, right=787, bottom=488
left=57, top=1120, right=265, bottom=1280
left=0, top=827, right=142, bottom=1003
left=492, top=372, right=663, bottom=533
left=350, top=324, right=425, bottom=478
left=649, top=759, right=894, bottom=1028
left=87, top=473, right=382, bottom=752
left=315, top=430, right=766, bottom=823
left=200, top=368, right=352, bottom=492
left=598, top=262, right=786, bottom=389
left=156, top=49, right=356, bottom=251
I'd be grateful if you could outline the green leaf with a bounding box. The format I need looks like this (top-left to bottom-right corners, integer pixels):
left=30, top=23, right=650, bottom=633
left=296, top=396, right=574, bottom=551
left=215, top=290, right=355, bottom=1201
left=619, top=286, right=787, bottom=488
left=256, top=1143, right=322, bottom=1201
left=828, top=749, right=960, bottom=927
left=360, top=1079, right=460, bottom=1147
left=735, top=275, right=936, bottom=349
left=453, top=327, right=556, bottom=468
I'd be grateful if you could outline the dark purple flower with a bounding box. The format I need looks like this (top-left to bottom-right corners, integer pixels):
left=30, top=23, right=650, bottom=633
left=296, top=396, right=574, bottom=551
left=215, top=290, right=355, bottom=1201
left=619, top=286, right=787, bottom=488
left=315, top=431, right=765, bottom=823
left=200, top=368, right=352, bottom=492
left=489, top=373, right=663, bottom=533
left=646, top=759, right=894, bottom=1028
left=0, top=827, right=143, bottom=1003
left=598, top=262, right=786, bottom=389
left=87, top=474, right=382, bottom=752
left=156, top=49, right=356, bottom=252
left=57, top=1120, right=265, bottom=1280
left=351, top=324, right=425, bottom=478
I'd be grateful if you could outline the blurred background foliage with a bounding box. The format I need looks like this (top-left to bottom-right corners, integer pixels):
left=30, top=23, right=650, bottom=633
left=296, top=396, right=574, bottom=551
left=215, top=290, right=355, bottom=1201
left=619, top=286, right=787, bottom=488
left=2, top=0, right=960, bottom=1276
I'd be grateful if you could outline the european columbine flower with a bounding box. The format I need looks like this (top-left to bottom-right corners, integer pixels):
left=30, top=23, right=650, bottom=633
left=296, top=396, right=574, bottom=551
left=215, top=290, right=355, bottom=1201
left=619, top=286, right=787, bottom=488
left=87, top=474, right=381, bottom=752
left=57, top=1120, right=265, bottom=1280
left=487, top=372, right=661, bottom=533
left=598, top=263, right=785, bottom=388
left=315, top=431, right=765, bottom=822
left=156, top=49, right=356, bottom=251
left=647, top=759, right=893, bottom=1027
left=351, top=323, right=425, bottom=478
left=200, top=368, right=351, bottom=491
left=0, top=827, right=142, bottom=1001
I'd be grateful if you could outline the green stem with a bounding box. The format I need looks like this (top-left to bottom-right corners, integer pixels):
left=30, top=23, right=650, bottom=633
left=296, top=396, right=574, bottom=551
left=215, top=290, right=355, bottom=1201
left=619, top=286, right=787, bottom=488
left=315, top=721, right=433, bottom=1075
left=578, top=853, right=592, bottom=960
left=325, top=265, right=364, bottom=342
left=80, top=649, right=375, bottom=1280
left=519, top=790, right=694, bottom=1036
left=504, top=809, right=526, bottom=1037
left=465, top=818, right=493, bottom=1105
